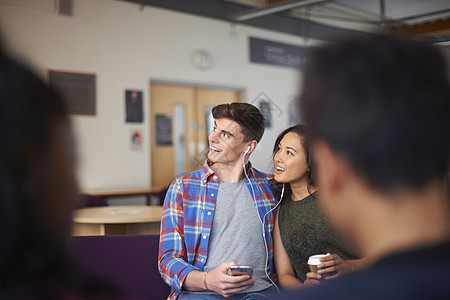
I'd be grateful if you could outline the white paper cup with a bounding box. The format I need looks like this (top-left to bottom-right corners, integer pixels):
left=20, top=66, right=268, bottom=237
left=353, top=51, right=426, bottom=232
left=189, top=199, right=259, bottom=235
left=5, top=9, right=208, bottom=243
left=308, top=253, right=330, bottom=274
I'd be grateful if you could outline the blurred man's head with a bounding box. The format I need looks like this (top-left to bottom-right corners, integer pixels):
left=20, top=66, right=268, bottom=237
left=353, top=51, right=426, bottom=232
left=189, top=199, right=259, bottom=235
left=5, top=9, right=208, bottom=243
left=300, top=34, right=450, bottom=250
left=0, top=48, right=78, bottom=247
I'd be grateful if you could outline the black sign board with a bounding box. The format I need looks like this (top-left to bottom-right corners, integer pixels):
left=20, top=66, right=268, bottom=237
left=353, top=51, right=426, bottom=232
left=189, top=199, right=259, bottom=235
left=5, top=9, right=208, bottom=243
left=48, top=70, right=96, bottom=115
left=259, top=101, right=272, bottom=129
left=126, top=90, right=143, bottom=123
left=156, top=114, right=172, bottom=146
left=249, top=37, right=308, bottom=69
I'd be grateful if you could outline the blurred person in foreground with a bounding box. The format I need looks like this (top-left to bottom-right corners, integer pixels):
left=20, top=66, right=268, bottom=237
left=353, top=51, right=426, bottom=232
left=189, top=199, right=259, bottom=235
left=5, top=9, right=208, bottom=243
left=280, top=34, right=450, bottom=299
left=0, top=47, right=121, bottom=298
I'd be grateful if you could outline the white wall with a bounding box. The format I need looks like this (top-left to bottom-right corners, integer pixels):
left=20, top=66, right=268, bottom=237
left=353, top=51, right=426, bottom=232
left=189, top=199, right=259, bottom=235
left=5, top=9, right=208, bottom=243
left=0, top=0, right=322, bottom=191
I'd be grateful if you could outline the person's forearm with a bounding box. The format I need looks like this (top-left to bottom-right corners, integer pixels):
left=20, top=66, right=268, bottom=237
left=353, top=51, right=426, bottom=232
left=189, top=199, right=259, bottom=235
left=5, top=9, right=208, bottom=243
left=278, top=273, right=303, bottom=290
left=183, top=270, right=208, bottom=292
left=159, top=253, right=198, bottom=292
left=346, top=257, right=368, bottom=273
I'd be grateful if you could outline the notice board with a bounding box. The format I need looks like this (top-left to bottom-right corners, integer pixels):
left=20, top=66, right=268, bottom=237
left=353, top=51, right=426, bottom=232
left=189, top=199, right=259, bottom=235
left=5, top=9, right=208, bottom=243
left=125, top=90, right=143, bottom=123
left=249, top=37, right=308, bottom=69
left=156, top=114, right=172, bottom=146
left=48, top=70, right=96, bottom=115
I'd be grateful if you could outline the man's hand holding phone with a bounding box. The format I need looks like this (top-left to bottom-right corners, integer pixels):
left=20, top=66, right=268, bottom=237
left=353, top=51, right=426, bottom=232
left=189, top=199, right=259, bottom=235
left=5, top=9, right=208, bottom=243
left=205, top=262, right=255, bottom=297
left=229, top=265, right=254, bottom=276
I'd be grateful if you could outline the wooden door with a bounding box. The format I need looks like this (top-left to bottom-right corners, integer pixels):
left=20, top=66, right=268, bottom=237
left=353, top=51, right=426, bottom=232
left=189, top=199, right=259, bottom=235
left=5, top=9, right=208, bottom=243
left=150, top=83, right=241, bottom=188
left=150, top=84, right=195, bottom=188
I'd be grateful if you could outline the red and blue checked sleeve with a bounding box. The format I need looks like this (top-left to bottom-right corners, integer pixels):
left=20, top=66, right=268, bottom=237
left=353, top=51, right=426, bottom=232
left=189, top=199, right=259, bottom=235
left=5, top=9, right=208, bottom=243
left=158, top=178, right=197, bottom=295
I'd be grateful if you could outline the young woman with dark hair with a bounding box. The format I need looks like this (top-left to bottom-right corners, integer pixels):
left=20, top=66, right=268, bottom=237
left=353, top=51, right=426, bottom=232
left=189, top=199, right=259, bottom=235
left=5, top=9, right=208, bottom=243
left=272, top=125, right=362, bottom=290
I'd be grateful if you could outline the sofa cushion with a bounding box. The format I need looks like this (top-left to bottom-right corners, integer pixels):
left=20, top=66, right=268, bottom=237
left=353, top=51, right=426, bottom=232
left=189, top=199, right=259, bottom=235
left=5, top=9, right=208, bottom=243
left=71, top=234, right=170, bottom=300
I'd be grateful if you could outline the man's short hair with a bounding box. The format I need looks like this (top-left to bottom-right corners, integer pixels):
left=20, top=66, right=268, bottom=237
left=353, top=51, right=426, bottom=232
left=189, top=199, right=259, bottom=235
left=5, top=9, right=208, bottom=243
left=212, top=102, right=265, bottom=143
left=300, top=34, right=450, bottom=192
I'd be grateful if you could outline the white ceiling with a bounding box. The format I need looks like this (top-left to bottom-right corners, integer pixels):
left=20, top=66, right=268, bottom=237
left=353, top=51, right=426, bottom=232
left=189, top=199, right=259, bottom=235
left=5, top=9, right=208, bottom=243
left=229, top=0, right=450, bottom=24
left=335, top=0, right=450, bottom=24
left=5, top=0, right=447, bottom=43
left=226, top=0, right=450, bottom=43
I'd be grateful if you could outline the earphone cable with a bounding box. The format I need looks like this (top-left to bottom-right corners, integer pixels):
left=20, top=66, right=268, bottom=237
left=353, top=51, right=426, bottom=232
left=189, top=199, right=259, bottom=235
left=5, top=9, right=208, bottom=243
left=243, top=154, right=283, bottom=294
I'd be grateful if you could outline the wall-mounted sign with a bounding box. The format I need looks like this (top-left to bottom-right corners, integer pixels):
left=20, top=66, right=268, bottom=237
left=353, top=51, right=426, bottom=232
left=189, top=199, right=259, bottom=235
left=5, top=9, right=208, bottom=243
left=48, top=70, right=96, bottom=115
left=130, top=129, right=143, bottom=150
left=250, top=91, right=282, bottom=129
left=259, top=101, right=272, bottom=129
left=126, top=90, right=143, bottom=123
left=249, top=37, right=308, bottom=69
left=156, top=114, right=172, bottom=146
left=288, top=96, right=302, bottom=126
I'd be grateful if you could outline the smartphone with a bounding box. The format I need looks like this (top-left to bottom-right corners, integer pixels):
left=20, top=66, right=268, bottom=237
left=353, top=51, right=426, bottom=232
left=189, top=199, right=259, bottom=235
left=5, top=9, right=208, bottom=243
left=229, top=265, right=254, bottom=276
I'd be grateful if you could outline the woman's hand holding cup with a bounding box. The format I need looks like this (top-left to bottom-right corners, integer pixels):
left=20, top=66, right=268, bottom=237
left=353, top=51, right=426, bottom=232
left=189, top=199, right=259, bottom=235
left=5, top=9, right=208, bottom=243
left=309, top=253, right=353, bottom=281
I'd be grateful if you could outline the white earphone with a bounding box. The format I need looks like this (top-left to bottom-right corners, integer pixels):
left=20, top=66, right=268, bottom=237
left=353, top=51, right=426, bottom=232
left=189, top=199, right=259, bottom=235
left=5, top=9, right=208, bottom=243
left=243, top=146, right=251, bottom=156
left=241, top=142, right=282, bottom=294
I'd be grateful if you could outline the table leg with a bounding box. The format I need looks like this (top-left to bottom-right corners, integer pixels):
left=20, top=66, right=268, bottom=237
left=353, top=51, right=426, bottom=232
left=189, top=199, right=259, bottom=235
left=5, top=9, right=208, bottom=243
left=104, top=224, right=128, bottom=235
left=72, top=223, right=106, bottom=236
left=126, top=222, right=161, bottom=235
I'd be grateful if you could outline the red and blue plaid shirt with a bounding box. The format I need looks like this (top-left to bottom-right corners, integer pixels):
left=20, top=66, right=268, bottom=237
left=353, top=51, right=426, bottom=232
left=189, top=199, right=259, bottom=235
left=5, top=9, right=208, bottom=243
left=158, top=160, right=277, bottom=299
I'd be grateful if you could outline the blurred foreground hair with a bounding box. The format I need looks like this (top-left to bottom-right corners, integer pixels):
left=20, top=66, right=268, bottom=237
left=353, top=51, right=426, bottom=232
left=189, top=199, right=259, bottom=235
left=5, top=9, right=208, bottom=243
left=300, top=34, right=450, bottom=192
left=0, top=46, right=120, bottom=298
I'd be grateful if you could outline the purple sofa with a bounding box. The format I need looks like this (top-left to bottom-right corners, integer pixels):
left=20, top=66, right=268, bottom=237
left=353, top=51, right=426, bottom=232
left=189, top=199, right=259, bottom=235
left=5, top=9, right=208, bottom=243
left=71, top=234, right=171, bottom=300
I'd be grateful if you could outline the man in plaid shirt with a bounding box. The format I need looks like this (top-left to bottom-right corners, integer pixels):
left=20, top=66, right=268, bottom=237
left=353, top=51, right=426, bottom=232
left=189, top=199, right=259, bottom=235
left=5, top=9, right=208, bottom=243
left=159, top=103, right=278, bottom=299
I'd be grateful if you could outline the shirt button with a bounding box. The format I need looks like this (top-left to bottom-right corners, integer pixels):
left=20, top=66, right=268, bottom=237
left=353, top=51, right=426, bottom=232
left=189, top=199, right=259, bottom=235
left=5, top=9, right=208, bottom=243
left=210, top=193, right=214, bottom=197
left=203, top=235, right=207, bottom=239
left=213, top=175, right=217, bottom=180
left=201, top=258, right=205, bottom=262
left=207, top=212, right=211, bottom=216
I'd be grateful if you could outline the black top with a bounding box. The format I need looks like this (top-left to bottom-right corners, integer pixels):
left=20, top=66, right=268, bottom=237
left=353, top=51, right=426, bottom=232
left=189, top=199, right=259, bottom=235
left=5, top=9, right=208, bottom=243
left=278, top=192, right=358, bottom=282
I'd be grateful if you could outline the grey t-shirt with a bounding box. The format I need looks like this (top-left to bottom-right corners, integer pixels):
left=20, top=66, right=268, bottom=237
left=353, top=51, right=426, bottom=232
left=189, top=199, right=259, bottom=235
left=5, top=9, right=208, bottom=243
left=203, top=179, right=272, bottom=293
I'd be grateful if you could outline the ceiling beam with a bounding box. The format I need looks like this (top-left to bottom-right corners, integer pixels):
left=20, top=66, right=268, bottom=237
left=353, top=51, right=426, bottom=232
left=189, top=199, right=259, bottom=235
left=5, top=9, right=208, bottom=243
left=230, top=0, right=332, bottom=21
left=114, top=0, right=371, bottom=42
left=393, top=18, right=450, bottom=36
left=380, top=8, right=450, bottom=26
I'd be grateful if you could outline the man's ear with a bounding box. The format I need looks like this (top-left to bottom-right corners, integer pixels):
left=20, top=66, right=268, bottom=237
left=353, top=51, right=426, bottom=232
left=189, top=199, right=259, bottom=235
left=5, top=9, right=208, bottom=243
left=312, top=140, right=350, bottom=200
left=245, top=140, right=258, bottom=156
left=313, top=140, right=362, bottom=249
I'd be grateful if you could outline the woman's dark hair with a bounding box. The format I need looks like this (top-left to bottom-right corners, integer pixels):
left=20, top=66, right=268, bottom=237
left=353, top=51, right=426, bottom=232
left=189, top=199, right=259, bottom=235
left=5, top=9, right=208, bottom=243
left=270, top=125, right=316, bottom=201
left=0, top=48, right=120, bottom=298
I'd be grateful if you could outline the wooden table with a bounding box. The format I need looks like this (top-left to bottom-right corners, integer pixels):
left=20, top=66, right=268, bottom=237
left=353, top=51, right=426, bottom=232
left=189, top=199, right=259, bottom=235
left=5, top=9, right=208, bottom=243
left=72, top=205, right=163, bottom=236
left=84, top=187, right=166, bottom=205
